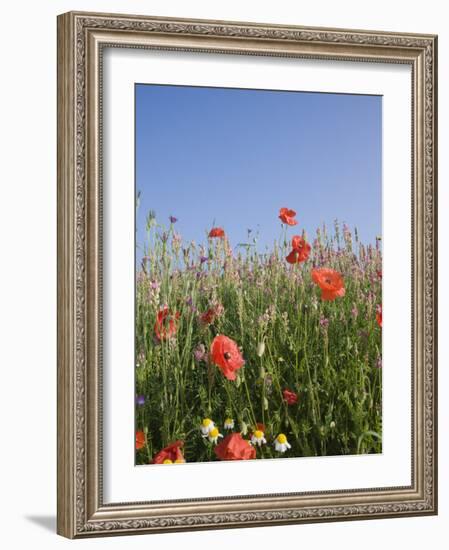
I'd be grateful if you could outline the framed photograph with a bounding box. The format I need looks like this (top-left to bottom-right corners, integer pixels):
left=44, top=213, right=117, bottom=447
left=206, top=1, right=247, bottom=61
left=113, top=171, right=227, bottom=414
left=57, top=11, right=438, bottom=538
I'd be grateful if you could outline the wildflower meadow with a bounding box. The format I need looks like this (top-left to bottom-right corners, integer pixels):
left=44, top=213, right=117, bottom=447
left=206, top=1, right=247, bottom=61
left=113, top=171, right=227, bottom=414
left=135, top=207, right=382, bottom=465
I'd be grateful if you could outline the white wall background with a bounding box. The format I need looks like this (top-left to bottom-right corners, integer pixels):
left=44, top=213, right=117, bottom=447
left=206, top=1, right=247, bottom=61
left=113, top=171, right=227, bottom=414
left=0, top=1, right=445, bottom=548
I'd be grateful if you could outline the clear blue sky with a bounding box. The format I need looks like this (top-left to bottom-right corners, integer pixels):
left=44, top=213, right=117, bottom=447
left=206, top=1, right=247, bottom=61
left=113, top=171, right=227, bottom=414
left=135, top=84, right=381, bottom=258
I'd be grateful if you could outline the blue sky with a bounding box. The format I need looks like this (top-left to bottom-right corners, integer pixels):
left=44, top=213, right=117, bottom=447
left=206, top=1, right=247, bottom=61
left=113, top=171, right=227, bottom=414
left=135, top=84, right=381, bottom=259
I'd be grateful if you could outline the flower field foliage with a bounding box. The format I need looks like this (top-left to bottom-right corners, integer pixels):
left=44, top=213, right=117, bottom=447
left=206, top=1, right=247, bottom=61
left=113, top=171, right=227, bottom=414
left=135, top=207, right=382, bottom=465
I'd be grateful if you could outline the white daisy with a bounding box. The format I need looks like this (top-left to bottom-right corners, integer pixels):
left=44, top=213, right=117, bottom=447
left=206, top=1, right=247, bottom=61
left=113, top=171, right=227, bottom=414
left=224, top=418, right=234, bottom=430
left=250, top=429, right=267, bottom=446
left=200, top=418, right=215, bottom=437
left=208, top=427, right=223, bottom=444
left=274, top=433, right=291, bottom=453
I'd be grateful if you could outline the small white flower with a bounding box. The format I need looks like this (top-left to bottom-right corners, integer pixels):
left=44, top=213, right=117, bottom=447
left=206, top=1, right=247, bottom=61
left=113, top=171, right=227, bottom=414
left=208, top=427, right=223, bottom=444
left=224, top=418, right=234, bottom=430
left=250, top=429, right=267, bottom=446
left=274, top=433, right=291, bottom=453
left=200, top=418, right=215, bottom=437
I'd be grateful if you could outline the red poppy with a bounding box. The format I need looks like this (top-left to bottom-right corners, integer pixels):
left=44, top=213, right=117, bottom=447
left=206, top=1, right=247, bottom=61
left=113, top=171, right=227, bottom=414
left=279, top=207, right=298, bottom=226
left=200, top=303, right=224, bottom=325
left=214, top=433, right=256, bottom=461
left=200, top=308, right=216, bottom=325
left=136, top=431, right=146, bottom=450
left=154, top=307, right=180, bottom=340
left=152, top=440, right=185, bottom=464
left=286, top=235, right=311, bottom=264
left=209, top=227, right=225, bottom=238
left=210, top=334, right=245, bottom=381
left=376, top=305, right=382, bottom=328
left=283, top=389, right=298, bottom=405
left=311, top=268, right=346, bottom=301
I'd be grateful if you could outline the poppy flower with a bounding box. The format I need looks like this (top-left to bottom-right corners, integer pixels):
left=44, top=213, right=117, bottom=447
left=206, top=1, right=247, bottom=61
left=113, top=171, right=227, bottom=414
left=136, top=431, right=146, bottom=450
left=376, top=305, right=382, bottom=328
left=311, top=268, right=346, bottom=301
left=154, top=307, right=180, bottom=340
left=209, top=227, right=225, bottom=238
left=200, top=303, right=224, bottom=325
left=283, top=389, right=298, bottom=405
left=286, top=235, right=311, bottom=264
left=200, top=308, right=216, bottom=325
left=210, top=335, right=245, bottom=381
left=152, top=440, right=185, bottom=464
left=214, top=433, right=257, bottom=460
left=279, top=207, right=298, bottom=226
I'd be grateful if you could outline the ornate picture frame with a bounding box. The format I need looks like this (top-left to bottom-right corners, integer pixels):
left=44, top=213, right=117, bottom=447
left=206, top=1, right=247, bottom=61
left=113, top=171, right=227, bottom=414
left=57, top=11, right=437, bottom=538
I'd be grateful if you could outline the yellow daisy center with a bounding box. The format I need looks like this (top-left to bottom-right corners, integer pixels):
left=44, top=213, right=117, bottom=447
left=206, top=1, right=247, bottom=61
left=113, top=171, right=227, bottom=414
left=254, top=430, right=264, bottom=439
left=277, top=434, right=287, bottom=444
left=174, top=459, right=184, bottom=463
left=163, top=459, right=173, bottom=464
left=225, top=418, right=233, bottom=425
left=209, top=427, right=219, bottom=438
left=202, top=418, right=212, bottom=427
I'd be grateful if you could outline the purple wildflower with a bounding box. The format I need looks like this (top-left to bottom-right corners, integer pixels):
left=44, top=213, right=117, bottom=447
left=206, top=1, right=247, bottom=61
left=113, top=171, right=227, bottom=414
left=200, top=256, right=208, bottom=264
left=136, top=395, right=146, bottom=406
left=193, top=343, right=207, bottom=363
left=169, top=215, right=178, bottom=224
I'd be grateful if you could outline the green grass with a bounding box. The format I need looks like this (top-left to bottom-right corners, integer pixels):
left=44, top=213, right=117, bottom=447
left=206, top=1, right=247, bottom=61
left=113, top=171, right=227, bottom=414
left=135, top=217, right=382, bottom=464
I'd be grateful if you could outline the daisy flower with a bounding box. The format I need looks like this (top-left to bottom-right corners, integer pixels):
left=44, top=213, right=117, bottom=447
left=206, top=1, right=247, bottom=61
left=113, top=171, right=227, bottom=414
left=200, top=418, right=215, bottom=437
left=224, top=418, right=234, bottom=430
left=274, top=433, right=291, bottom=453
left=251, top=429, right=267, bottom=447
left=208, top=427, right=223, bottom=444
